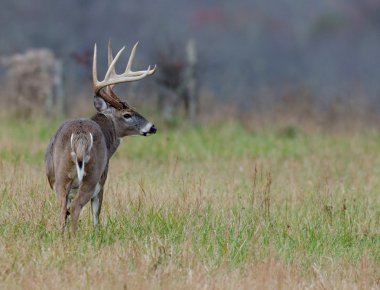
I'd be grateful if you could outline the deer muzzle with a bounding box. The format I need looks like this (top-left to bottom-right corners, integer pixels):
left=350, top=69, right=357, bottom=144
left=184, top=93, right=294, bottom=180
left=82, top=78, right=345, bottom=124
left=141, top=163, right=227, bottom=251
left=141, top=123, right=157, bottom=136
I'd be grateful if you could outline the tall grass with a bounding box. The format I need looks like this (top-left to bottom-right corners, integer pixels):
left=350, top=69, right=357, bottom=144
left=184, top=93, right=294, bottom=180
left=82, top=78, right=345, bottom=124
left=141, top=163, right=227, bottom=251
left=0, top=118, right=378, bottom=289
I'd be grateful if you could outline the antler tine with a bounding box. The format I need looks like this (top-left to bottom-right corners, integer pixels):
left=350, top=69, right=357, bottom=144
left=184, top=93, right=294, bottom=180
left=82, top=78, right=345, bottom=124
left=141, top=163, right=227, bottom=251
left=125, top=64, right=157, bottom=76
left=107, top=40, right=113, bottom=67
left=104, top=46, right=125, bottom=80
left=125, top=42, right=138, bottom=72
left=107, top=41, right=116, bottom=90
left=92, top=43, right=98, bottom=90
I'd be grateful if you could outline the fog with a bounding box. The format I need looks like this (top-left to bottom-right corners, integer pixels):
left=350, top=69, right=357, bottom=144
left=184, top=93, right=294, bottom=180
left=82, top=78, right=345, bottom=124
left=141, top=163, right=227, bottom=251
left=1, top=0, right=380, bottom=111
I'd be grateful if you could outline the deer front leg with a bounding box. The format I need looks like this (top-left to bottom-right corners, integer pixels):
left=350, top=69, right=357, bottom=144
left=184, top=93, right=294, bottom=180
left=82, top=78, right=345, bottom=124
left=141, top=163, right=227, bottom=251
left=91, top=183, right=103, bottom=227
left=91, top=168, right=108, bottom=227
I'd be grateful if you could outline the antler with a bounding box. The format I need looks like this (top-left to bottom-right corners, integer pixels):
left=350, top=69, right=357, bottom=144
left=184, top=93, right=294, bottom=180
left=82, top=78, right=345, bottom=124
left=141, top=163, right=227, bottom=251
left=93, top=41, right=156, bottom=108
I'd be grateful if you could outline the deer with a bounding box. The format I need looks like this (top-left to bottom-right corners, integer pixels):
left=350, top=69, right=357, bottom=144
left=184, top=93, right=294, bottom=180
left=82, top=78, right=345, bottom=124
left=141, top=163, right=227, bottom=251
left=45, top=41, right=157, bottom=235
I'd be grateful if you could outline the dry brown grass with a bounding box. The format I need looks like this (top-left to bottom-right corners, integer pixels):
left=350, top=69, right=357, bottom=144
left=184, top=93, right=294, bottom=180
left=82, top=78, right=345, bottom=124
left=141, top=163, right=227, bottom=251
left=0, top=117, right=379, bottom=289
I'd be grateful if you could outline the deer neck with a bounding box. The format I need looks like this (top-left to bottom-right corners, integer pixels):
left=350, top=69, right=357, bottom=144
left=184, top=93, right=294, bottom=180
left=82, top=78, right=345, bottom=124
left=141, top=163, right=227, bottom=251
left=91, top=113, right=121, bottom=158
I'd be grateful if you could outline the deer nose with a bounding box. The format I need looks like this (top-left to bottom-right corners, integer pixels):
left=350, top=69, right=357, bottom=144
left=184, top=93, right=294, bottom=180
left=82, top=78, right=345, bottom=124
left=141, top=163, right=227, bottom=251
left=149, top=125, right=157, bottom=134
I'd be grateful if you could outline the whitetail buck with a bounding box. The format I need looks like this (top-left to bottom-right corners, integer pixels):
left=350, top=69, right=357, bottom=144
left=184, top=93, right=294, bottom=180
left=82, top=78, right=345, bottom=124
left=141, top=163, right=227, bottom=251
left=45, top=41, right=157, bottom=234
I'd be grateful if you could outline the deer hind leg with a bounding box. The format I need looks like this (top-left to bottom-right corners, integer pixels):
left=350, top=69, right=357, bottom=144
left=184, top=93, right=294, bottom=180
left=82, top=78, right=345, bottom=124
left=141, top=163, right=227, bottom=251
left=69, top=182, right=97, bottom=235
left=67, top=188, right=78, bottom=219
left=59, top=195, right=68, bottom=235
left=55, top=182, right=71, bottom=235
left=91, top=183, right=103, bottom=227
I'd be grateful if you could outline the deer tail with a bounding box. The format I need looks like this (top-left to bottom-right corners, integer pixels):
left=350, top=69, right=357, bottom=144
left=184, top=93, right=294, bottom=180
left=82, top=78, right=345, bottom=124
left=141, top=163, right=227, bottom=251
left=70, top=132, right=93, bottom=182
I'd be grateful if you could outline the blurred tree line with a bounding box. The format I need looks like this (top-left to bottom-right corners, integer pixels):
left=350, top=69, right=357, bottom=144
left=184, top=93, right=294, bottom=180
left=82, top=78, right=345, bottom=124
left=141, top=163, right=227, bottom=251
left=0, top=0, right=379, bottom=117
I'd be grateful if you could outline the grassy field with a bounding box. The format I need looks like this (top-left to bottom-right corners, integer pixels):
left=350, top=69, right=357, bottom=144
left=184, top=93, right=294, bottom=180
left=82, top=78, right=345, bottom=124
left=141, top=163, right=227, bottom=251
left=0, top=117, right=379, bottom=289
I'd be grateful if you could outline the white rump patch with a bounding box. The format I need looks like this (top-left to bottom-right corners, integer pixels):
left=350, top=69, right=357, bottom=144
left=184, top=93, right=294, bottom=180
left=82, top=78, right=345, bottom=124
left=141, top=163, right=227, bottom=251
left=89, top=133, right=93, bottom=151
left=70, top=133, right=76, bottom=162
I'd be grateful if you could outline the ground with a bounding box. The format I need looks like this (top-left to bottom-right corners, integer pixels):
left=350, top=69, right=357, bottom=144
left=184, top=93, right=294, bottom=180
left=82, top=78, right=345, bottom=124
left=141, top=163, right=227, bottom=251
left=0, top=118, right=378, bottom=289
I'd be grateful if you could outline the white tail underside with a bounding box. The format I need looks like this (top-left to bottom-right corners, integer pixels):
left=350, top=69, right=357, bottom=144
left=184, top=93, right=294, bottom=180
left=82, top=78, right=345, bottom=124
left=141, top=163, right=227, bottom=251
left=70, top=133, right=93, bottom=182
left=75, top=159, right=85, bottom=182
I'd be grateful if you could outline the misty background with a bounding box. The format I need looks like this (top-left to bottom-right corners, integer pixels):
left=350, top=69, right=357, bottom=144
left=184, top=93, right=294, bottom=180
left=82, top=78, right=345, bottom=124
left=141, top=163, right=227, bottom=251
left=1, top=0, right=380, bottom=120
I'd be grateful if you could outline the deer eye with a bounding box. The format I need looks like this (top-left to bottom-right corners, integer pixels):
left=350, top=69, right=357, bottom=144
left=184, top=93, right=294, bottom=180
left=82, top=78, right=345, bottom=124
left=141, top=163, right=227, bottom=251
left=123, top=113, right=132, bottom=119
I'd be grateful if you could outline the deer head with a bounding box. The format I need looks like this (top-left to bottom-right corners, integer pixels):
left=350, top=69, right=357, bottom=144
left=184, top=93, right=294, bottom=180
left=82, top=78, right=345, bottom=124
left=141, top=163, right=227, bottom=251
left=92, top=41, right=157, bottom=137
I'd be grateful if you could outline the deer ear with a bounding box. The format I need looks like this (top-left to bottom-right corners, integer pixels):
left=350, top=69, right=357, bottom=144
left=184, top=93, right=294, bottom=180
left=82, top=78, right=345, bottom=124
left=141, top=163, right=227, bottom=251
left=94, top=96, right=115, bottom=114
